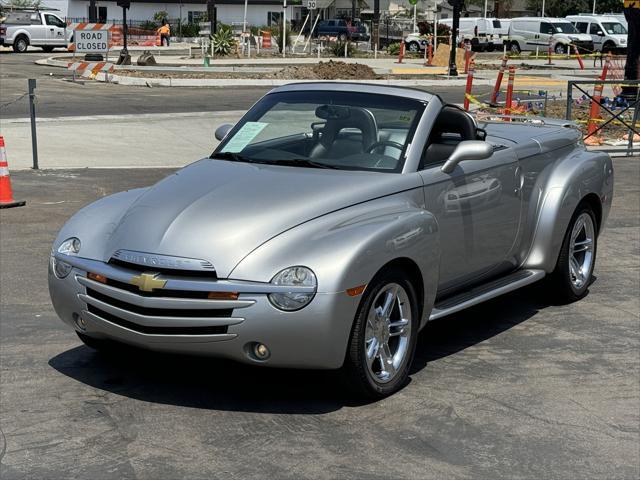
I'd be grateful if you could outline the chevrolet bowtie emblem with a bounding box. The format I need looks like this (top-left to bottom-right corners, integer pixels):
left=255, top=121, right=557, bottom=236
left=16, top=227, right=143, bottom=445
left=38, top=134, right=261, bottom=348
left=130, top=272, right=167, bottom=292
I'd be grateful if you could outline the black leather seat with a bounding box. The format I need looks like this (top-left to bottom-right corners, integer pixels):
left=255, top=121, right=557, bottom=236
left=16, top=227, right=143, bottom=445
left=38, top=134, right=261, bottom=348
left=423, top=106, right=478, bottom=166
left=310, top=107, right=378, bottom=159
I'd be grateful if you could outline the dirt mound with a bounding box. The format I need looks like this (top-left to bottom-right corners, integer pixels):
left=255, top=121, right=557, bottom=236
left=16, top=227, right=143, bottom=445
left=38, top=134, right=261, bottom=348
left=271, top=60, right=378, bottom=80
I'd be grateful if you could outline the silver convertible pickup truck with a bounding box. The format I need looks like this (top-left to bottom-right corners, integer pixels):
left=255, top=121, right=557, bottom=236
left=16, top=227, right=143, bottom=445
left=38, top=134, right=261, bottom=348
left=49, top=83, right=614, bottom=398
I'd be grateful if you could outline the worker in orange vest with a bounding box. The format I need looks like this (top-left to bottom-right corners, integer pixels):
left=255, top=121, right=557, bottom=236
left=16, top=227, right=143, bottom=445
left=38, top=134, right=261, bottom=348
left=157, top=19, right=170, bottom=47
left=623, top=0, right=639, bottom=97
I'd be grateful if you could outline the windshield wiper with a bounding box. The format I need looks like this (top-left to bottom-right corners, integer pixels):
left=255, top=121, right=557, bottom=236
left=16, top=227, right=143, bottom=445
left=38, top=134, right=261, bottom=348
left=212, top=152, right=257, bottom=163
left=260, top=158, right=341, bottom=169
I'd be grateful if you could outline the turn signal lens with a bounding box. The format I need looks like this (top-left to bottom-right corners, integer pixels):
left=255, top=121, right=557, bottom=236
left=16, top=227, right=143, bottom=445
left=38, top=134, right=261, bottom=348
left=88, top=272, right=107, bottom=284
left=207, top=291, right=239, bottom=300
left=346, top=284, right=367, bottom=297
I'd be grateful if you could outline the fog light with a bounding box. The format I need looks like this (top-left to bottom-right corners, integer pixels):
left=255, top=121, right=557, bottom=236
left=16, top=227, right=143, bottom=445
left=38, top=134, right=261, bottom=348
left=253, top=343, right=270, bottom=360
left=73, top=312, right=86, bottom=330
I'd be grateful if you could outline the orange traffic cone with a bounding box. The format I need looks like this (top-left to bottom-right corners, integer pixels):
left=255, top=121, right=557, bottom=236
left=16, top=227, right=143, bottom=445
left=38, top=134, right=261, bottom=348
left=0, top=136, right=26, bottom=209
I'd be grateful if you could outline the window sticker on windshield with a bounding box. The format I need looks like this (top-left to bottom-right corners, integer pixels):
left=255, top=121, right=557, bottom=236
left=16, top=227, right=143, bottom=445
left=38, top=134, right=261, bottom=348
left=398, top=114, right=412, bottom=122
left=220, top=122, right=268, bottom=153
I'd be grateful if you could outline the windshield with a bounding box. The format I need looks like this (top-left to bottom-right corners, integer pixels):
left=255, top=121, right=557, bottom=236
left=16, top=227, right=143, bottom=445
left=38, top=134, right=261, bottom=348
left=601, top=22, right=627, bottom=34
left=213, top=91, right=426, bottom=172
left=552, top=22, right=578, bottom=34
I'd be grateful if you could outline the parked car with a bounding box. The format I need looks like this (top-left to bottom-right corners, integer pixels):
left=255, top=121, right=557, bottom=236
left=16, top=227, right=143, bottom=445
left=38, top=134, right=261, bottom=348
left=566, top=14, right=627, bottom=53
left=439, top=17, right=502, bottom=51
left=0, top=9, right=72, bottom=53
left=404, top=32, right=428, bottom=52
left=316, top=19, right=357, bottom=41
left=507, top=17, right=594, bottom=54
left=49, top=83, right=613, bottom=398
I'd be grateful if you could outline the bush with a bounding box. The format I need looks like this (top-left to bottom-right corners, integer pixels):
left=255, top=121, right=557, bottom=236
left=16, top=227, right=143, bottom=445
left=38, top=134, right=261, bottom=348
left=211, top=25, right=235, bottom=56
left=388, top=42, right=401, bottom=55
left=269, top=22, right=292, bottom=53
left=330, top=41, right=356, bottom=57
left=153, top=11, right=169, bottom=23
left=139, top=20, right=157, bottom=31
left=179, top=22, right=200, bottom=38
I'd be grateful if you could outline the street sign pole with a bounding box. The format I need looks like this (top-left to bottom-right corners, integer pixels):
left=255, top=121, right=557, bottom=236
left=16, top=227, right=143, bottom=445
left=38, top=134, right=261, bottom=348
left=283, top=0, right=287, bottom=58
left=447, top=0, right=463, bottom=76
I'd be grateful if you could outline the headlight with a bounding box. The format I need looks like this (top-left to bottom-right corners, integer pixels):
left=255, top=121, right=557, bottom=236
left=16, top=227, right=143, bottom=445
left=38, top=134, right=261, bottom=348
left=51, top=237, right=81, bottom=278
left=57, top=237, right=81, bottom=255
left=569, top=36, right=579, bottom=42
left=268, top=266, right=317, bottom=311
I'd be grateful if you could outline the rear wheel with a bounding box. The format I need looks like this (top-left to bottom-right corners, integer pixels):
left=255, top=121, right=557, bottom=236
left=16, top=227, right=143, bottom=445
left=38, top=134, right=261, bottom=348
left=407, top=41, right=420, bottom=53
left=510, top=41, right=521, bottom=54
left=545, top=205, right=597, bottom=303
left=12, top=35, right=29, bottom=53
left=342, top=268, right=420, bottom=399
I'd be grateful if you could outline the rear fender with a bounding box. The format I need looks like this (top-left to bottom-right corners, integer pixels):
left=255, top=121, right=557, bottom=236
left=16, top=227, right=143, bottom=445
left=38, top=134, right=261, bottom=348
left=523, top=148, right=613, bottom=272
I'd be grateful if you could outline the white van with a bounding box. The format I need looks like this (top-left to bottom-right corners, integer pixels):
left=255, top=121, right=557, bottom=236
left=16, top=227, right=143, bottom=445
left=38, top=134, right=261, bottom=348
left=438, top=17, right=502, bottom=51
left=566, top=15, right=627, bottom=53
left=507, top=17, right=594, bottom=55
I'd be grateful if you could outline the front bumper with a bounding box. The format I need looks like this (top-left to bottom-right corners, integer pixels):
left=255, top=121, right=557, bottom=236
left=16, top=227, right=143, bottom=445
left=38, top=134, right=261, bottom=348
left=49, top=255, right=360, bottom=369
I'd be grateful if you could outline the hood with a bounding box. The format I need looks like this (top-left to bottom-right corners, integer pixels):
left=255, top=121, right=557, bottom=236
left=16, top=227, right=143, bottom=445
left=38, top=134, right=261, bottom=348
left=103, top=159, right=420, bottom=277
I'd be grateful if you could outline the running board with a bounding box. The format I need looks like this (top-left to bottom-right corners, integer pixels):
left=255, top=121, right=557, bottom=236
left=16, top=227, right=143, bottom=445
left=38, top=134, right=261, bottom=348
left=429, top=269, right=546, bottom=321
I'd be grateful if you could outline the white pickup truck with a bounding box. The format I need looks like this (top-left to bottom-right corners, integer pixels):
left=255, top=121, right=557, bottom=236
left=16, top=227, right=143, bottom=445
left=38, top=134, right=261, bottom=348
left=0, top=10, right=72, bottom=53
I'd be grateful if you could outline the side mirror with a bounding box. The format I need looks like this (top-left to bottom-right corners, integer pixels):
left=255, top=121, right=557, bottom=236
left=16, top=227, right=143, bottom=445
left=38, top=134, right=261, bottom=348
left=215, top=123, right=233, bottom=141
left=441, top=140, right=493, bottom=174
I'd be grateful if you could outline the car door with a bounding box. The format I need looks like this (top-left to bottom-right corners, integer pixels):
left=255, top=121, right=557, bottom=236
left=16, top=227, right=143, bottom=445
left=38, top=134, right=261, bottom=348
left=419, top=123, right=522, bottom=292
left=589, top=22, right=604, bottom=50
left=28, top=13, right=47, bottom=45
left=44, top=14, right=66, bottom=46
left=537, top=21, right=554, bottom=49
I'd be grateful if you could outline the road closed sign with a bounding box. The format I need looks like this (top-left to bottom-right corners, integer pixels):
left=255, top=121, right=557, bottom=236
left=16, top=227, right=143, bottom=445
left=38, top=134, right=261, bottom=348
left=75, top=30, right=109, bottom=53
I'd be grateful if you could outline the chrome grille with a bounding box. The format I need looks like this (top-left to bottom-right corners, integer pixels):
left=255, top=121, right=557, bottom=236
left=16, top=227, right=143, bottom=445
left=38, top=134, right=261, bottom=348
left=77, top=272, right=252, bottom=337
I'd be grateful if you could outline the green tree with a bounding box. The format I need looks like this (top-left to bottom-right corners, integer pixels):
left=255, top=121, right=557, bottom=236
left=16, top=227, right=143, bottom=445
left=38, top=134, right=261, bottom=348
left=526, top=0, right=622, bottom=15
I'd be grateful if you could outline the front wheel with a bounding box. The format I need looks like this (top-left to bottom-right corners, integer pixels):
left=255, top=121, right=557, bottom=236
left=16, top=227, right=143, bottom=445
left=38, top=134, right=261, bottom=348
left=554, top=43, right=567, bottom=55
left=342, top=268, right=420, bottom=399
left=544, top=205, right=597, bottom=303
left=407, top=41, right=420, bottom=53
left=510, top=41, right=521, bottom=54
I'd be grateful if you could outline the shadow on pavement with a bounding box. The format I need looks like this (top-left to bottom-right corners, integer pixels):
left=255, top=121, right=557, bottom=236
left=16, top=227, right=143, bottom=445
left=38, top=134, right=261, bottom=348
left=49, top=284, right=550, bottom=414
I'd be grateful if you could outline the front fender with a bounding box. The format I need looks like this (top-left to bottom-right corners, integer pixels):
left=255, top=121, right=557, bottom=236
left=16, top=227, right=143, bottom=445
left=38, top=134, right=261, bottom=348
left=523, top=148, right=613, bottom=272
left=52, top=188, right=149, bottom=261
left=230, top=189, right=440, bottom=324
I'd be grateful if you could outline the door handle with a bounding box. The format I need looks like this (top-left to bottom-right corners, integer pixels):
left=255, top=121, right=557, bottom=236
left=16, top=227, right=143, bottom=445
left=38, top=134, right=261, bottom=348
left=50, top=28, right=54, bottom=31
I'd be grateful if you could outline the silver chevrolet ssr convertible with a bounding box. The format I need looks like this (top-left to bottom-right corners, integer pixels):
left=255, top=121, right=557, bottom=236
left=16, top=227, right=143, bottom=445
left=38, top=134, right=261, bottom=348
left=49, top=83, right=614, bottom=398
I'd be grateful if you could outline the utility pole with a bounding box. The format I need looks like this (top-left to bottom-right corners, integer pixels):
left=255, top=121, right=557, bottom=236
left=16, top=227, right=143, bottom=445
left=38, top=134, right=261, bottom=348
left=447, top=0, right=463, bottom=76
left=372, top=0, right=380, bottom=50
left=207, top=0, right=217, bottom=36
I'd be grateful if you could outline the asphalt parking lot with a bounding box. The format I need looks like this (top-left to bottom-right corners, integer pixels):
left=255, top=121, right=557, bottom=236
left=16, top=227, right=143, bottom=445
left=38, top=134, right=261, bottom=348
left=0, top=158, right=638, bottom=479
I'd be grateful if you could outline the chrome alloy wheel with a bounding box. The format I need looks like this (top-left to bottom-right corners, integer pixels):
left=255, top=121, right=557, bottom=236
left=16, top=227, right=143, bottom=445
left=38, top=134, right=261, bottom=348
left=569, top=212, right=595, bottom=289
left=364, top=283, right=412, bottom=383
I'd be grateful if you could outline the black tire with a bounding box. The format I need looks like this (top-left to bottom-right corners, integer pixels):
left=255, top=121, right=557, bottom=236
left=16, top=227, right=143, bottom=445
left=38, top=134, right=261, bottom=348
left=41, top=46, right=54, bottom=53
left=342, top=267, right=420, bottom=399
left=554, top=43, right=567, bottom=55
left=12, top=35, right=29, bottom=53
left=544, top=204, right=598, bottom=304
left=486, top=43, right=495, bottom=52
left=77, top=331, right=115, bottom=352
left=407, top=41, right=420, bottom=53
left=510, top=41, right=521, bottom=54
left=602, top=42, right=615, bottom=55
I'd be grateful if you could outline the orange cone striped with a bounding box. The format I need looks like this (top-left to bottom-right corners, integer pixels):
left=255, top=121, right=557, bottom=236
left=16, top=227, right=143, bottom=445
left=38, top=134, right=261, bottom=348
left=0, top=136, right=26, bottom=209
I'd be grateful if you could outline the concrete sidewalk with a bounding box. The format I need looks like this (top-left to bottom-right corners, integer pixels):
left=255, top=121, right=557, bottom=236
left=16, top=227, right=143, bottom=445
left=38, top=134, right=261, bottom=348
left=0, top=111, right=242, bottom=170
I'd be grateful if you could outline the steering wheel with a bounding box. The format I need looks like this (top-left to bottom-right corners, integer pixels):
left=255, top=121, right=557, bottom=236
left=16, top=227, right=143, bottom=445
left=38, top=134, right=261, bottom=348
left=366, top=140, right=404, bottom=154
